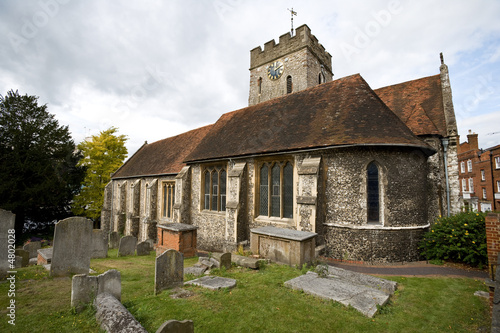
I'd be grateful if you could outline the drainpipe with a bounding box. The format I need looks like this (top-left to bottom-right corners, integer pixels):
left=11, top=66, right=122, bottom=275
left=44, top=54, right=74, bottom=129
left=441, top=138, right=451, bottom=216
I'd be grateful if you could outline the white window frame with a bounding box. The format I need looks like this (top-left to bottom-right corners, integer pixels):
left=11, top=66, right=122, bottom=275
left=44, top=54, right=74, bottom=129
left=467, top=159, right=472, bottom=173
left=462, top=179, right=467, bottom=192
left=497, top=180, right=500, bottom=193
left=469, top=178, right=474, bottom=193
left=460, top=161, right=465, bottom=174
left=496, top=156, right=500, bottom=169
left=483, top=188, right=487, bottom=199
left=481, top=169, right=485, bottom=181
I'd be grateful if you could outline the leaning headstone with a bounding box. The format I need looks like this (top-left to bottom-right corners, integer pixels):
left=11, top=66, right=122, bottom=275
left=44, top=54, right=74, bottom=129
left=91, top=229, right=108, bottom=259
left=108, top=231, right=120, bottom=249
left=118, top=235, right=137, bottom=256
left=155, top=249, right=184, bottom=295
left=212, top=252, right=231, bottom=270
left=14, top=256, right=23, bottom=268
left=23, top=241, right=41, bottom=259
left=136, top=241, right=151, bottom=256
left=0, top=209, right=15, bottom=278
left=145, top=239, right=154, bottom=251
left=184, top=266, right=208, bottom=277
left=50, top=217, right=93, bottom=277
left=15, top=249, right=29, bottom=267
left=156, top=319, right=194, bottom=333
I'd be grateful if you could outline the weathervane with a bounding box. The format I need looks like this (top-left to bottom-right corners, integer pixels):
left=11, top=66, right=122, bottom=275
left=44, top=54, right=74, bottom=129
left=287, top=8, right=297, bottom=36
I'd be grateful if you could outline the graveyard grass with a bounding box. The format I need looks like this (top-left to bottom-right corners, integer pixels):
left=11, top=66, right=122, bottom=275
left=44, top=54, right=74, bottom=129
left=0, top=249, right=490, bottom=333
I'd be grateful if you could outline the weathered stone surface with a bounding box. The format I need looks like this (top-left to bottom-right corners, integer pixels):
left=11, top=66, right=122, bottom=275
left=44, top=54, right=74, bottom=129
left=155, top=249, right=184, bottom=294
left=23, top=241, right=41, bottom=259
left=50, top=217, right=93, bottom=277
left=91, top=229, right=108, bottom=259
left=37, top=247, right=53, bottom=265
left=118, top=235, right=137, bottom=257
left=325, top=265, right=397, bottom=295
left=94, top=293, right=148, bottom=333
left=156, top=319, right=194, bottom=333
left=136, top=241, right=151, bottom=256
left=0, top=209, right=15, bottom=277
left=14, top=256, right=22, bottom=268
left=15, top=249, right=29, bottom=267
left=184, top=265, right=207, bottom=277
left=71, top=274, right=98, bottom=311
left=285, top=271, right=394, bottom=317
left=71, top=270, right=121, bottom=312
left=231, top=254, right=264, bottom=269
left=108, top=232, right=120, bottom=249
left=211, top=252, right=231, bottom=269
left=184, top=276, right=236, bottom=290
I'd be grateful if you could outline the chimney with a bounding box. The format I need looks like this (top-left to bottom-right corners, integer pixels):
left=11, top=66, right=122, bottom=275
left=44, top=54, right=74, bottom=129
left=467, top=129, right=479, bottom=150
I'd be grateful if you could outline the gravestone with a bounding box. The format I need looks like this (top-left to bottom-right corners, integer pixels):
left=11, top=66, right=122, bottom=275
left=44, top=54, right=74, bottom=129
left=91, top=229, right=108, bottom=259
left=136, top=241, right=151, bottom=256
left=71, top=269, right=121, bottom=312
left=109, top=231, right=120, bottom=249
left=50, top=217, right=93, bottom=277
left=155, top=249, right=183, bottom=295
left=118, top=235, right=137, bottom=256
left=0, top=209, right=15, bottom=278
left=212, top=252, right=231, bottom=269
left=23, top=241, right=41, bottom=259
left=184, top=276, right=237, bottom=291
left=15, top=249, right=29, bottom=267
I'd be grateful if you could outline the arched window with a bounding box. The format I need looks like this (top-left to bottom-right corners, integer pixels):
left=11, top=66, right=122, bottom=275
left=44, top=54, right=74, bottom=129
left=259, top=161, right=294, bottom=219
left=318, top=72, right=325, bottom=84
left=258, top=77, right=262, bottom=94
left=203, top=166, right=227, bottom=212
left=286, top=75, right=292, bottom=94
left=367, top=162, right=380, bottom=223
left=162, top=182, right=175, bottom=218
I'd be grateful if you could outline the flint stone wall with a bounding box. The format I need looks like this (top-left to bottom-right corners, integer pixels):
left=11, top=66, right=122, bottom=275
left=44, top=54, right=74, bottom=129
left=50, top=217, right=93, bottom=277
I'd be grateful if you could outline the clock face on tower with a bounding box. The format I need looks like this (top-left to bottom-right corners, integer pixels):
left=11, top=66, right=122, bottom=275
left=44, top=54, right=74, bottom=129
left=267, top=61, right=284, bottom=80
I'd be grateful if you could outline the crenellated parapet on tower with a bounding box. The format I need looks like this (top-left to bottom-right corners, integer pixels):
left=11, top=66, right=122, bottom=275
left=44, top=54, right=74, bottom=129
left=248, top=24, right=333, bottom=106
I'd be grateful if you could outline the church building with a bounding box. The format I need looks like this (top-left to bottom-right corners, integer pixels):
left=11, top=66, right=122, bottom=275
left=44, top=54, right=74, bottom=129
left=102, top=25, right=460, bottom=262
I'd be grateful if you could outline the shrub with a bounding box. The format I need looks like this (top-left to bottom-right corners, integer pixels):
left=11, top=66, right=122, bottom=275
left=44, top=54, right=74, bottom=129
left=419, top=212, right=487, bottom=267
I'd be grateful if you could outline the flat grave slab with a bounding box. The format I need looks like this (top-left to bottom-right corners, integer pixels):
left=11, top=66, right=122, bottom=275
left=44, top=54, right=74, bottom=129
left=184, top=276, right=236, bottom=291
left=285, top=270, right=395, bottom=317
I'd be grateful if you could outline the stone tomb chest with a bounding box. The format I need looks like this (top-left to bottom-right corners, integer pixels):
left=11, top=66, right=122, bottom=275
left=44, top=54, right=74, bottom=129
left=250, top=226, right=317, bottom=267
left=156, top=223, right=197, bottom=258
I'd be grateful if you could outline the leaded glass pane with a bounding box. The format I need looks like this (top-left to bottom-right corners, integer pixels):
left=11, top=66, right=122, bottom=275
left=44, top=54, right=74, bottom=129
left=271, top=164, right=280, bottom=217
left=283, top=162, right=293, bottom=218
left=367, top=162, right=379, bottom=222
left=162, top=184, right=167, bottom=217
left=167, top=185, right=172, bottom=218
left=204, top=172, right=210, bottom=210
left=260, top=165, right=268, bottom=216
left=211, top=171, right=218, bottom=211
left=220, top=170, right=226, bottom=211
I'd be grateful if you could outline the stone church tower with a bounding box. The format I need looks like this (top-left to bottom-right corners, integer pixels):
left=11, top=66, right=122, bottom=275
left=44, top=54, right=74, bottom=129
left=248, top=24, right=333, bottom=106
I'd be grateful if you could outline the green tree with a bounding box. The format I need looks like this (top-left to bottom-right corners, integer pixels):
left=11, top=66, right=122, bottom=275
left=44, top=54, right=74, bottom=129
left=0, top=90, right=85, bottom=240
left=72, top=127, right=127, bottom=221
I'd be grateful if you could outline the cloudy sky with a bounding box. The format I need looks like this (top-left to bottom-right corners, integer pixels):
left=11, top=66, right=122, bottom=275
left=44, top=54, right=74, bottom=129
left=1, top=0, right=499, bottom=156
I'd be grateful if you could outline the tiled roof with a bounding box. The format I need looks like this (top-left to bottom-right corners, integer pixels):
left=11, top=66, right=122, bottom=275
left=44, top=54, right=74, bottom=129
left=111, top=124, right=213, bottom=179
left=374, top=75, right=446, bottom=136
left=185, top=74, right=433, bottom=163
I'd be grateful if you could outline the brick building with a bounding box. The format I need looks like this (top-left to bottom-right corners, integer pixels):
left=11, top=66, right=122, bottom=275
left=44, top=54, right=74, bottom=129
left=458, top=131, right=500, bottom=212
left=102, top=25, right=461, bottom=263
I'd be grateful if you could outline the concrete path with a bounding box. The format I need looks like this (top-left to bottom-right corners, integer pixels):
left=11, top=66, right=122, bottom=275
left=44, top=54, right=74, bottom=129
left=325, top=260, right=488, bottom=279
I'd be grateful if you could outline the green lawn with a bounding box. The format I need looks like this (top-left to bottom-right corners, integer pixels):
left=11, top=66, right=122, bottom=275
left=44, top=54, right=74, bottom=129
left=0, top=249, right=491, bottom=332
